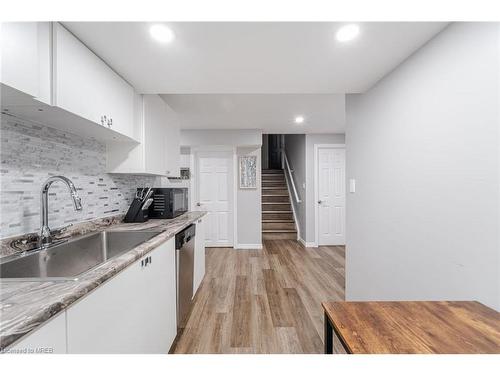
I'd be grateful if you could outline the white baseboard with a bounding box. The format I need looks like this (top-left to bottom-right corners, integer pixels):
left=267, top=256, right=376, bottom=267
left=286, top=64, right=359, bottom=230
left=298, top=237, right=317, bottom=248
left=234, top=243, right=263, bottom=250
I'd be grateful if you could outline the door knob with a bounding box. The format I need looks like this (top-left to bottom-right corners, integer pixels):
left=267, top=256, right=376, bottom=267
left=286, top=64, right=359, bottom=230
left=318, top=200, right=322, bottom=204
left=196, top=202, right=201, bottom=207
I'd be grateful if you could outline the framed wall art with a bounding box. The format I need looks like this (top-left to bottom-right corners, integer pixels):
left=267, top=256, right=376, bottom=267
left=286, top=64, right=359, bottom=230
left=239, top=155, right=257, bottom=189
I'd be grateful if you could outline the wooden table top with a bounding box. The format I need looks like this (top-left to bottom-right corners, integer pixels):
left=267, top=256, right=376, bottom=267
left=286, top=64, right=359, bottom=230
left=322, top=301, right=500, bottom=354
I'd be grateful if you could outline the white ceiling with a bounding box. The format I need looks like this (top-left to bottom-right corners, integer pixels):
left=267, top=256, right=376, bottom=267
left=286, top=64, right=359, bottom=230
left=63, top=22, right=447, bottom=133
left=162, top=94, right=345, bottom=133
left=64, top=22, right=447, bottom=94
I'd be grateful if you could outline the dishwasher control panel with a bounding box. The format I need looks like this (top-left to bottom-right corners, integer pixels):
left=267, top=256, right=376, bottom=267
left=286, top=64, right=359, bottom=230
left=175, top=224, right=196, bottom=250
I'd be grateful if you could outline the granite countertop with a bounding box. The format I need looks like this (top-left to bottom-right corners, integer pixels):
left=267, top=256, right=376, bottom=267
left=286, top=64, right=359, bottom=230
left=0, top=211, right=207, bottom=350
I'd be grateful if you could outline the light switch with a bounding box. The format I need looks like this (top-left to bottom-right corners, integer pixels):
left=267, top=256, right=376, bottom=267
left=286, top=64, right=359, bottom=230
left=349, top=179, right=356, bottom=193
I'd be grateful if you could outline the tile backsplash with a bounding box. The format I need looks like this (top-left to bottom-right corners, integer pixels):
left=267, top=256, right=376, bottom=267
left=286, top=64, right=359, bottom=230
left=0, top=114, right=160, bottom=239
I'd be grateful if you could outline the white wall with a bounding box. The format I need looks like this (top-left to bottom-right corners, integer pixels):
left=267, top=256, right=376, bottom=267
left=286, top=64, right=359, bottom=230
left=236, top=147, right=262, bottom=247
left=180, top=129, right=262, bottom=147
left=283, top=134, right=306, bottom=239
left=346, top=23, right=500, bottom=311
left=261, top=134, right=269, bottom=169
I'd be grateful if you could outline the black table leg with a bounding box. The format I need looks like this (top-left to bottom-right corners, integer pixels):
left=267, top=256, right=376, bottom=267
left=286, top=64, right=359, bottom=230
left=324, top=312, right=333, bottom=354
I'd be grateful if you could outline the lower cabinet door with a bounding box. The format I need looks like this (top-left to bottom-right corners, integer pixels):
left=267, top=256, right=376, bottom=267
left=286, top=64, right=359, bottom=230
left=193, top=217, right=206, bottom=296
left=138, top=238, right=177, bottom=353
left=66, top=238, right=177, bottom=353
left=8, top=312, right=67, bottom=354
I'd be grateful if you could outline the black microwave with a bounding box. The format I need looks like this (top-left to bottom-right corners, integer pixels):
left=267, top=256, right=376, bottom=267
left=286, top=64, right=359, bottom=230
left=146, top=188, right=188, bottom=219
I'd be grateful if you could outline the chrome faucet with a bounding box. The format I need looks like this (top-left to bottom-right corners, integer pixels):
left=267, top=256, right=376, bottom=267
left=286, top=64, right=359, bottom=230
left=39, top=176, right=83, bottom=247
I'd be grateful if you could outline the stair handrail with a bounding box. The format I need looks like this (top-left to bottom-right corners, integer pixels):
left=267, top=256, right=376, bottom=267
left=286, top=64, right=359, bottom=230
left=283, top=152, right=302, bottom=203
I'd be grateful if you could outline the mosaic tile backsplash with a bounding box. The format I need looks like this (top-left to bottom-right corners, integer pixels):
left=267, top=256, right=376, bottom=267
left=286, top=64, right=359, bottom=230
left=0, top=114, right=160, bottom=239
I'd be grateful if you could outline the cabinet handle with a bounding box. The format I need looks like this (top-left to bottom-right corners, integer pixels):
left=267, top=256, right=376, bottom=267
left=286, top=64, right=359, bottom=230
left=141, top=256, right=153, bottom=267
left=165, top=170, right=170, bottom=175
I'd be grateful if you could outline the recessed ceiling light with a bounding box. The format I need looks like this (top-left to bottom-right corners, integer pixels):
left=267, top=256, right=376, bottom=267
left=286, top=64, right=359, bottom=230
left=336, top=24, right=360, bottom=42
left=294, top=116, right=305, bottom=124
left=149, top=24, right=175, bottom=44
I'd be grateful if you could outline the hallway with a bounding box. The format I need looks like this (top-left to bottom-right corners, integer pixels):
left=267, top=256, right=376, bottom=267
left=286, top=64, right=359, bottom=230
left=172, top=240, right=345, bottom=353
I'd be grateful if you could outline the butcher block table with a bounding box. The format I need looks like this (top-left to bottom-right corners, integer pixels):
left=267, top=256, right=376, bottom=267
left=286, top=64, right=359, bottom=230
left=322, top=301, right=500, bottom=354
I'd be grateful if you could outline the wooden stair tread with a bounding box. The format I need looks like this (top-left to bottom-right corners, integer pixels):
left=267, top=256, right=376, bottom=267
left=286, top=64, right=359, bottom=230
left=262, top=229, right=297, bottom=233
left=261, top=168, right=296, bottom=239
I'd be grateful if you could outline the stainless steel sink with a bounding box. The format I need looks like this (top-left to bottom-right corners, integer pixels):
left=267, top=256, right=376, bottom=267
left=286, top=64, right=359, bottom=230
left=0, top=231, right=161, bottom=281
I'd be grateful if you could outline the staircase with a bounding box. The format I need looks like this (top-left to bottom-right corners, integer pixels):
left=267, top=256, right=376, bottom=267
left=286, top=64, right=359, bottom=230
left=262, top=169, right=297, bottom=240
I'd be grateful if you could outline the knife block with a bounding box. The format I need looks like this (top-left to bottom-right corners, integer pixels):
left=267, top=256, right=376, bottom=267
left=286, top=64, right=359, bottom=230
left=124, top=198, right=149, bottom=223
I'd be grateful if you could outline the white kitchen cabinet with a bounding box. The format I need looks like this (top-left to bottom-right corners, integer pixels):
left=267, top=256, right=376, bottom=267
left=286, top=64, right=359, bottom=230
left=8, top=312, right=67, bottom=354
left=163, top=99, right=181, bottom=177
left=107, top=94, right=180, bottom=176
left=66, top=238, right=177, bottom=353
left=0, top=22, right=51, bottom=104
left=180, top=152, right=191, bottom=168
left=193, top=216, right=206, bottom=296
left=52, top=23, right=135, bottom=140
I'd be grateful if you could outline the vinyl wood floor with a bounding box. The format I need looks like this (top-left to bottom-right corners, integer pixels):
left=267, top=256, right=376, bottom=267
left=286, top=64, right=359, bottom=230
left=172, top=240, right=345, bottom=354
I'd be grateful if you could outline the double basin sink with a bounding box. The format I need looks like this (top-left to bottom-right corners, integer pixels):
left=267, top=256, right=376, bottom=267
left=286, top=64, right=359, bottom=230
left=0, top=230, right=161, bottom=281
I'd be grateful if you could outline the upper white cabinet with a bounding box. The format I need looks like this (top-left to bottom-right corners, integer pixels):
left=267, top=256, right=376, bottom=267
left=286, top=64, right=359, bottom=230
left=107, top=94, right=180, bottom=176
left=1, top=22, right=137, bottom=142
left=144, top=94, right=180, bottom=176
left=0, top=22, right=51, bottom=104
left=53, top=23, right=135, bottom=140
left=66, top=238, right=177, bottom=354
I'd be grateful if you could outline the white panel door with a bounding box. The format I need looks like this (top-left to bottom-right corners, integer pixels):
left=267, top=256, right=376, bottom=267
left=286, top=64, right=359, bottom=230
left=196, top=151, right=233, bottom=247
left=317, top=147, right=346, bottom=245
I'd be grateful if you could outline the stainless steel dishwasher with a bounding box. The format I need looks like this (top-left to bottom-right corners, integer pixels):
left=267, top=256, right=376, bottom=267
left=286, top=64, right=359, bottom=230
left=175, top=224, right=195, bottom=329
